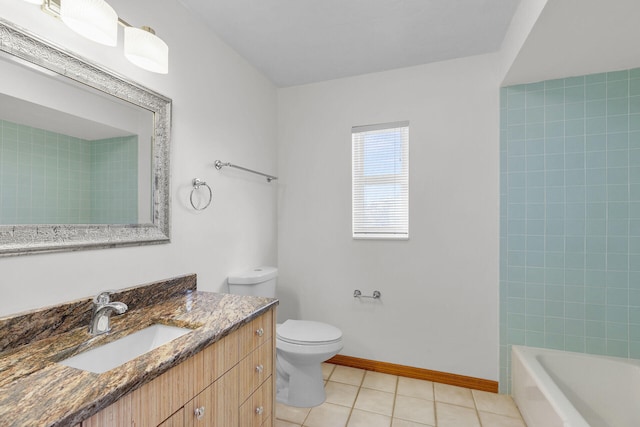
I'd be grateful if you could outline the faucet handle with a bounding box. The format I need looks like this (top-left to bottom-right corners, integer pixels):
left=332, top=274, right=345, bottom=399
left=94, top=291, right=115, bottom=305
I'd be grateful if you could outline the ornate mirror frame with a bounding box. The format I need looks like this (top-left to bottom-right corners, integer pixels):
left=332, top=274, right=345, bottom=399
left=0, top=18, right=171, bottom=256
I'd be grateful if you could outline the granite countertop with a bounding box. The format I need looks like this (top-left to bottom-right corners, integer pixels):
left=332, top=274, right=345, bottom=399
left=0, top=274, right=277, bottom=427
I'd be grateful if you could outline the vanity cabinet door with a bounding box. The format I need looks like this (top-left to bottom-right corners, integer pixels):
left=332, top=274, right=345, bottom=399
left=131, top=355, right=197, bottom=427
left=184, top=365, right=238, bottom=427
left=81, top=357, right=194, bottom=427
left=201, top=331, right=238, bottom=388
left=81, top=394, right=132, bottom=426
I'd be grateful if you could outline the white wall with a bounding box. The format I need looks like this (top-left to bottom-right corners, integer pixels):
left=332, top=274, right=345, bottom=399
left=498, top=0, right=548, bottom=82
left=277, top=54, right=502, bottom=380
left=0, top=0, right=278, bottom=316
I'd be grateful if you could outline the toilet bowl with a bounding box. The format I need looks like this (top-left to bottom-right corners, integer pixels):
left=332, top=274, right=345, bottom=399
left=227, top=267, right=343, bottom=407
left=275, top=320, right=343, bottom=407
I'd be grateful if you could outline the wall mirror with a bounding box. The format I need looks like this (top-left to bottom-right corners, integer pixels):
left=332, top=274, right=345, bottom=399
left=0, top=18, right=171, bottom=256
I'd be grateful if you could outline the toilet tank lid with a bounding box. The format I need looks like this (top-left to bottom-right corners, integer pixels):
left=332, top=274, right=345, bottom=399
left=228, top=266, right=278, bottom=284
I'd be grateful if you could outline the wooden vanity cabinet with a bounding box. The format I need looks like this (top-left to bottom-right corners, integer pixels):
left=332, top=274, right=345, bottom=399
left=80, top=308, right=275, bottom=427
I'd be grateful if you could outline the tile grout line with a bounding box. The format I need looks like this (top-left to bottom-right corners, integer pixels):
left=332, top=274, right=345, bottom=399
left=388, top=373, right=399, bottom=425
left=341, top=369, right=366, bottom=427
left=432, top=382, right=438, bottom=427
left=472, top=390, right=484, bottom=427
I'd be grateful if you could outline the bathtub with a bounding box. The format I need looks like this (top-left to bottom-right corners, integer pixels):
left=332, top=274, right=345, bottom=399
left=511, top=345, right=640, bottom=427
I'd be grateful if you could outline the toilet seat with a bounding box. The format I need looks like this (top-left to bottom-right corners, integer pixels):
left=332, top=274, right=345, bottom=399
left=277, top=319, right=342, bottom=346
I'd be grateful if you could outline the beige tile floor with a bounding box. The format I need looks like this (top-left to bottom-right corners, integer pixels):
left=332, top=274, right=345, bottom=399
left=275, top=363, right=527, bottom=427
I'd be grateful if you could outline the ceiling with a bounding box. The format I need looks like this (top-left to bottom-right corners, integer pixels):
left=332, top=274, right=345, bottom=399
left=178, top=0, right=521, bottom=87
left=503, top=0, right=640, bottom=85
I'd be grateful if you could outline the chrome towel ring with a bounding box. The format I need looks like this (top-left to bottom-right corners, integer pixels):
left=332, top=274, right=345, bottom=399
left=190, top=178, right=212, bottom=210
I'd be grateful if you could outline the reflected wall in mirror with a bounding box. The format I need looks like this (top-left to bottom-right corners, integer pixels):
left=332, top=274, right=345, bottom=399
left=0, top=93, right=152, bottom=225
left=0, top=18, right=171, bottom=256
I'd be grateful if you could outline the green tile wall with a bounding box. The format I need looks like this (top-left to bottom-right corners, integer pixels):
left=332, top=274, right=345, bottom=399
left=500, top=68, right=640, bottom=392
left=0, top=120, right=137, bottom=225
left=90, top=135, right=138, bottom=224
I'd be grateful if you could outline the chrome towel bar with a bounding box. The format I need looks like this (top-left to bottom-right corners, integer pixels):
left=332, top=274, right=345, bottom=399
left=214, top=160, right=278, bottom=182
left=353, top=290, right=381, bottom=299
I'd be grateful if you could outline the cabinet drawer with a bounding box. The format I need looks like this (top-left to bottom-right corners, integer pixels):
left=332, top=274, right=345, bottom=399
left=239, top=376, right=272, bottom=427
left=239, top=309, right=273, bottom=359
left=239, top=340, right=273, bottom=402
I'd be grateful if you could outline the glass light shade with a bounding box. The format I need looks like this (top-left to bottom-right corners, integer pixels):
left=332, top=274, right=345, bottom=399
left=60, top=0, right=118, bottom=46
left=124, top=27, right=169, bottom=74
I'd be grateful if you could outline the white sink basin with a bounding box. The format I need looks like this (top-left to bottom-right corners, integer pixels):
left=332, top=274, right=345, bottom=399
left=58, top=324, right=192, bottom=374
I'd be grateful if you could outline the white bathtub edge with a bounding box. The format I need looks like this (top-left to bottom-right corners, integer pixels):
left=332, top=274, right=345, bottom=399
left=512, top=346, right=590, bottom=427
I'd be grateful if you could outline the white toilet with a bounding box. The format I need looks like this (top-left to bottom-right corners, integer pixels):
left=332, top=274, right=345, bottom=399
left=227, top=266, right=343, bottom=408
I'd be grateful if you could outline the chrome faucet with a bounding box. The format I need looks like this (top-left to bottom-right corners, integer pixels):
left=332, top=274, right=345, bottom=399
left=89, top=291, right=128, bottom=335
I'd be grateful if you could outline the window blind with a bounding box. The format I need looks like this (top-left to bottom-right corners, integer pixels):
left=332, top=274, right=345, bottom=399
left=352, top=121, right=409, bottom=239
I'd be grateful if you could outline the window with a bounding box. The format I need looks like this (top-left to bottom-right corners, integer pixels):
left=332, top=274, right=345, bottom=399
left=352, top=121, right=409, bottom=239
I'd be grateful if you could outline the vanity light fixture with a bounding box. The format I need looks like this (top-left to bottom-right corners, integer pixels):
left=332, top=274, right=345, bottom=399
left=60, top=0, right=118, bottom=46
left=33, top=0, right=169, bottom=74
left=124, top=26, right=168, bottom=74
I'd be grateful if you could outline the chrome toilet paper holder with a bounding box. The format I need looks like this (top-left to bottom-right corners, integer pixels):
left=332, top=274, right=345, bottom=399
left=353, top=289, right=381, bottom=299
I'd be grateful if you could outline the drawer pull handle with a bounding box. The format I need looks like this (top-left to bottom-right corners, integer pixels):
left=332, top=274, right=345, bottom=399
left=255, top=406, right=264, bottom=415
left=256, top=364, right=264, bottom=373
left=194, top=406, right=205, bottom=420
left=255, top=328, right=264, bottom=337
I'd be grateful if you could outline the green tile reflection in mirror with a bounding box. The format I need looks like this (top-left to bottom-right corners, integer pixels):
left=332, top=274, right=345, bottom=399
left=0, top=119, right=138, bottom=225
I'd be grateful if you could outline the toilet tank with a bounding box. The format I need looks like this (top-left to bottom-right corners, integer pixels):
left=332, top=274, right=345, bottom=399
left=227, top=266, right=278, bottom=297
